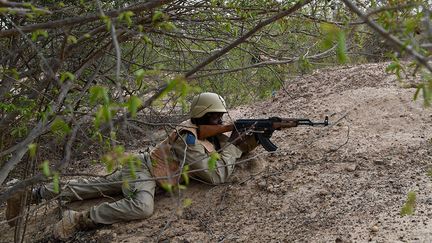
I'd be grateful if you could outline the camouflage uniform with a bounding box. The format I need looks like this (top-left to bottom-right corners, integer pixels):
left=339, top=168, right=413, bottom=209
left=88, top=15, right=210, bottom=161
left=37, top=121, right=244, bottom=225
left=6, top=92, right=259, bottom=240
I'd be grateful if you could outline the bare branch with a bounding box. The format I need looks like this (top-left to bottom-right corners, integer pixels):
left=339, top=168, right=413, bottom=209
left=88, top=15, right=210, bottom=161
left=0, top=0, right=174, bottom=38
left=189, top=45, right=337, bottom=79
left=341, top=0, right=432, bottom=73
left=184, top=0, right=313, bottom=78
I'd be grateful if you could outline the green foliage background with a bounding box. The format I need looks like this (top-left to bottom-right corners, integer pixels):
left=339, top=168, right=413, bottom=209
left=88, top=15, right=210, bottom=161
left=0, top=0, right=431, bottom=184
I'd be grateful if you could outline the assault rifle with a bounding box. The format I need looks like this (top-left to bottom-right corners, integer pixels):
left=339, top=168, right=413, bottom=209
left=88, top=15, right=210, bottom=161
left=197, top=116, right=329, bottom=152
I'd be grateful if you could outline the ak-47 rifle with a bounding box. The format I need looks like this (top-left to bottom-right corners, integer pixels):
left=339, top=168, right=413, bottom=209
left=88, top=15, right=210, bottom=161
left=197, top=116, right=329, bottom=152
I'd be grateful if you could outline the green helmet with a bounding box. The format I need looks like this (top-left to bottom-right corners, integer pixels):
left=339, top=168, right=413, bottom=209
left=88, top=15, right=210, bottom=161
left=190, top=92, right=227, bottom=118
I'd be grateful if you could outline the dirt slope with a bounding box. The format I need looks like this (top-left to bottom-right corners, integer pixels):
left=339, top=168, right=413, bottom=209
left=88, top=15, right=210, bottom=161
left=2, top=62, right=432, bottom=243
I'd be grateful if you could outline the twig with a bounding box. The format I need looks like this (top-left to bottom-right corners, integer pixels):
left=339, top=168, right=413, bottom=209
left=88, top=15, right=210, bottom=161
left=188, top=44, right=336, bottom=79
left=65, top=184, right=84, bottom=201
left=365, top=3, right=419, bottom=18
left=1, top=193, right=63, bottom=227
left=155, top=215, right=174, bottom=242
left=341, top=0, right=432, bottom=73
left=0, top=78, right=73, bottom=184
left=1, top=15, right=58, bottom=88
left=96, top=187, right=117, bottom=202
left=0, top=0, right=175, bottom=38
left=238, top=169, right=266, bottom=185
left=216, top=185, right=229, bottom=215
left=56, top=118, right=81, bottom=171
left=184, top=0, right=312, bottom=78
left=96, top=0, right=123, bottom=147
left=327, top=122, right=350, bottom=153
left=0, top=174, right=47, bottom=204
left=0, top=0, right=52, bottom=15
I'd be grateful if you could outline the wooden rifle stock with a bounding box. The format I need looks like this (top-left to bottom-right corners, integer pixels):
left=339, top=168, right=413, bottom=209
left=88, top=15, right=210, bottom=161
left=272, top=119, right=299, bottom=130
left=197, top=124, right=234, bottom=140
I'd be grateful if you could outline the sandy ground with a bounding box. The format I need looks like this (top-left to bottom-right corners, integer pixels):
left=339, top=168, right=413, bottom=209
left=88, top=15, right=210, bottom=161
left=2, top=62, right=432, bottom=242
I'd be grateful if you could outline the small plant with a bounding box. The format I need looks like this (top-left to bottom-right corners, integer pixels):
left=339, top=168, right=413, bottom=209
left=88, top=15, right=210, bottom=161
left=400, top=191, right=416, bottom=216
left=427, top=168, right=432, bottom=178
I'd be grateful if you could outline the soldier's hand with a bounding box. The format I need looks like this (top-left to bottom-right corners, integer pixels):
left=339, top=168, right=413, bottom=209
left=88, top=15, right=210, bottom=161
left=228, top=130, right=241, bottom=145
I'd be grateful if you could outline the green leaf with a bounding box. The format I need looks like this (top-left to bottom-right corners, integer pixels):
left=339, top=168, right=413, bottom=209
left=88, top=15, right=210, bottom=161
left=100, top=15, right=111, bottom=31
left=158, top=22, right=176, bottom=31
left=423, top=84, right=431, bottom=107
left=41, top=160, right=50, bottom=177
left=133, top=155, right=142, bottom=169
left=101, top=152, right=115, bottom=173
left=182, top=164, right=190, bottom=185
left=41, top=105, right=52, bottom=123
left=31, top=29, right=48, bottom=41
left=401, top=191, right=416, bottom=216
left=225, top=23, right=232, bottom=32
left=11, top=126, right=27, bottom=138
left=50, top=117, right=71, bottom=138
left=89, top=86, right=109, bottom=105
left=320, top=23, right=345, bottom=53
left=152, top=11, right=164, bottom=23
left=118, top=11, right=134, bottom=28
left=7, top=68, right=19, bottom=80
left=142, top=35, right=152, bottom=44
left=336, top=32, right=347, bottom=63
left=28, top=143, right=37, bottom=158
left=157, top=76, right=187, bottom=100
left=208, top=152, right=220, bottom=171
left=298, top=56, right=312, bottom=73
left=128, top=157, right=137, bottom=179
left=414, top=84, right=423, bottom=101
left=113, top=145, right=124, bottom=154
left=160, top=182, right=173, bottom=192
left=30, top=5, right=47, bottom=16
left=385, top=63, right=399, bottom=72
left=427, top=168, right=432, bottom=178
left=102, top=105, right=112, bottom=121
left=123, top=179, right=130, bottom=190
left=134, top=69, right=145, bottom=87
left=385, top=61, right=403, bottom=79
left=52, top=172, right=60, bottom=193
left=405, top=18, right=418, bottom=34
left=127, top=95, right=142, bottom=118
left=25, top=13, right=35, bottom=19
left=67, top=35, right=77, bottom=44
left=183, top=198, right=192, bottom=207
left=178, top=184, right=187, bottom=190
left=321, top=23, right=338, bottom=34
left=60, top=71, right=75, bottom=83
left=110, top=131, right=117, bottom=142
left=94, top=110, right=102, bottom=128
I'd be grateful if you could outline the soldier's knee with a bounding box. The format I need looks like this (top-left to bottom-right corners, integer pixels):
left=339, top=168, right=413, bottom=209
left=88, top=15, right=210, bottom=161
left=133, top=201, right=154, bottom=219
left=131, top=192, right=154, bottom=219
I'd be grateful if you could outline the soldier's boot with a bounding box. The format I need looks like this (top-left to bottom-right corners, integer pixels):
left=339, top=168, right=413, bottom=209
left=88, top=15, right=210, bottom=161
left=6, top=189, right=40, bottom=227
left=53, top=210, right=97, bottom=240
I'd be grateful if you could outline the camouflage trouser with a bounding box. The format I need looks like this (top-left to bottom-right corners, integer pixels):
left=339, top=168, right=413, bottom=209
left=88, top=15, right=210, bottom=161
left=39, top=153, right=156, bottom=225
